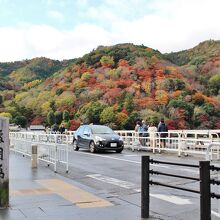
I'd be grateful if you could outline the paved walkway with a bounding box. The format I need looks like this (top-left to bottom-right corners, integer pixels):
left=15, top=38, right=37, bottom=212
left=0, top=153, right=159, bottom=220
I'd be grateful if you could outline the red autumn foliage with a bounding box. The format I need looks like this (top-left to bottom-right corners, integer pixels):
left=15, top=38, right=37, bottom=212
left=121, top=109, right=128, bottom=115
left=69, top=119, right=81, bottom=131
left=135, top=97, right=155, bottom=109
left=214, top=118, right=220, bottom=129
left=166, top=120, right=178, bottom=130
left=88, top=77, right=96, bottom=85
left=136, top=69, right=152, bottom=78
left=103, top=88, right=122, bottom=104
left=199, top=114, right=209, bottom=123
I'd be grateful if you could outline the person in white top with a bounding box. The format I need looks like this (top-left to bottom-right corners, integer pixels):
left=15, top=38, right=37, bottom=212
left=148, top=122, right=157, bottom=148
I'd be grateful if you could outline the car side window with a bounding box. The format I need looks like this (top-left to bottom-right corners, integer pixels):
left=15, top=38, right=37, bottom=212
left=83, top=127, right=91, bottom=136
left=77, top=126, right=85, bottom=135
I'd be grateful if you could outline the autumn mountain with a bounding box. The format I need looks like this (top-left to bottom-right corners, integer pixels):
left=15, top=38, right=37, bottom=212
left=0, top=40, right=220, bottom=130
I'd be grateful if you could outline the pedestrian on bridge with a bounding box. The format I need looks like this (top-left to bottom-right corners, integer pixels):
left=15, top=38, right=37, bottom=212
left=158, top=118, right=168, bottom=148
left=148, top=122, right=157, bottom=148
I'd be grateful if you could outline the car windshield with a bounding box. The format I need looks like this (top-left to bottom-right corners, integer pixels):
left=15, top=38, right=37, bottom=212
left=91, top=125, right=115, bottom=134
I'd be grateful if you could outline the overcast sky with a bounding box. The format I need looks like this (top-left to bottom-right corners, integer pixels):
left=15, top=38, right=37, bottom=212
left=0, top=0, right=219, bottom=62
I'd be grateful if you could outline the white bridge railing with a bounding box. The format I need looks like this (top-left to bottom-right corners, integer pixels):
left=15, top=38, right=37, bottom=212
left=115, top=130, right=220, bottom=159
left=10, top=132, right=73, bottom=172
left=9, top=130, right=220, bottom=165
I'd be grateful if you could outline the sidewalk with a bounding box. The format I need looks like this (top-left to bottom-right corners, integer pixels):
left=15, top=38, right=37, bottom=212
left=0, top=153, right=159, bottom=220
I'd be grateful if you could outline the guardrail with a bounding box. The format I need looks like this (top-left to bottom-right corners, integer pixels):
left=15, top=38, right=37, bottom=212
left=115, top=130, right=220, bottom=158
left=9, top=130, right=220, bottom=160
left=206, top=142, right=220, bottom=161
left=141, top=156, right=220, bottom=220
left=10, top=132, right=71, bottom=172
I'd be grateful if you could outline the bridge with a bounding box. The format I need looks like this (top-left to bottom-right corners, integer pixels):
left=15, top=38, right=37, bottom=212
left=2, top=129, right=220, bottom=219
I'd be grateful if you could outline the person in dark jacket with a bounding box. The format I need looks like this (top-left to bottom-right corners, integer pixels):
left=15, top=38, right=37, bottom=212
left=59, top=124, right=65, bottom=134
left=158, top=118, right=168, bottom=148
left=52, top=123, right=59, bottom=133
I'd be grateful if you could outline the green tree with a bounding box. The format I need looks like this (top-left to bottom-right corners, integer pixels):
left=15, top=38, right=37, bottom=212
left=63, top=110, right=70, bottom=122
left=208, top=72, right=220, bottom=95
left=100, top=107, right=116, bottom=124
left=75, top=102, right=106, bottom=124
left=86, top=102, right=105, bottom=124
left=0, top=112, right=12, bottom=121
left=54, top=111, right=63, bottom=124
left=47, top=111, right=55, bottom=126
left=56, top=88, right=64, bottom=96
left=122, top=112, right=139, bottom=130
left=50, top=100, right=56, bottom=111
left=100, top=56, right=115, bottom=67
left=124, top=94, right=134, bottom=113
left=14, top=116, right=27, bottom=128
left=0, top=95, right=3, bottom=105
left=202, top=103, right=215, bottom=116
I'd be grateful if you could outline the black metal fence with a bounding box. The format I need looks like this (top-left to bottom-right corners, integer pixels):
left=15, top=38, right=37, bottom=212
left=141, top=156, right=220, bottom=220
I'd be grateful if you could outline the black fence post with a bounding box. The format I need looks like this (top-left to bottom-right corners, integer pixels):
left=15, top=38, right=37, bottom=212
left=141, top=156, right=150, bottom=218
left=200, top=161, right=211, bottom=220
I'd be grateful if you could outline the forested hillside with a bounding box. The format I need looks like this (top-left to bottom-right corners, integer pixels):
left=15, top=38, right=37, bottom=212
left=0, top=41, right=220, bottom=130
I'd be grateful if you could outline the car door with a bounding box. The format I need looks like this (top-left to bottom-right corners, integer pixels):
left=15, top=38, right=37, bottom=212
left=81, top=126, right=92, bottom=148
left=76, top=126, right=85, bottom=147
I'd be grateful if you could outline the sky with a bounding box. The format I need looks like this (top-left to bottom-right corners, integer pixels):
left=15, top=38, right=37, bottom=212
left=0, top=0, right=220, bottom=62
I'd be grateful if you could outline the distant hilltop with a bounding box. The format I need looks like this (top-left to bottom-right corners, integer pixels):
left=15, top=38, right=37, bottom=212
left=0, top=40, right=220, bottom=130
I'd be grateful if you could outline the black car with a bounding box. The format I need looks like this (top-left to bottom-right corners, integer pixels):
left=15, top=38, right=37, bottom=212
left=73, top=124, right=124, bottom=153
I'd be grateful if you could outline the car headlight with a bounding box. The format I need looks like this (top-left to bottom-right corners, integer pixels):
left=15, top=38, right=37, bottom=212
left=119, top=136, right=123, bottom=141
left=95, top=136, right=106, bottom=143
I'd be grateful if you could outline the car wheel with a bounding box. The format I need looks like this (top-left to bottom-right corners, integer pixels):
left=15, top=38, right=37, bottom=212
left=73, top=140, right=79, bottom=151
left=116, top=149, right=123, bottom=153
left=89, top=141, right=96, bottom=153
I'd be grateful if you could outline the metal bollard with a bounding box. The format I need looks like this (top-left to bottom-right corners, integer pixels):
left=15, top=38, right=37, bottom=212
left=141, top=156, right=150, bottom=218
left=31, top=145, right=38, bottom=168
left=200, top=160, right=211, bottom=220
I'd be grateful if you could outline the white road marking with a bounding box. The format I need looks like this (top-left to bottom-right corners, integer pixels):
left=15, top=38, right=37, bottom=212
left=87, top=174, right=137, bottom=189
left=211, top=210, right=220, bottom=218
left=149, top=193, right=192, bottom=205
left=71, top=151, right=198, bottom=173
left=73, top=151, right=141, bottom=164
left=87, top=173, right=192, bottom=205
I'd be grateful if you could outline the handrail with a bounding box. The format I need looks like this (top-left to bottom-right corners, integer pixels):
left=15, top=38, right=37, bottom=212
left=206, top=142, right=220, bottom=160
left=142, top=156, right=220, bottom=220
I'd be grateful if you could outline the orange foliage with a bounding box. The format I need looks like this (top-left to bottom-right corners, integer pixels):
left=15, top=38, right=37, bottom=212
left=135, top=97, right=155, bottom=109
left=192, top=92, right=205, bottom=104
left=155, top=69, right=164, bottom=78
left=136, top=69, right=151, bottom=78
left=112, top=103, right=119, bottom=111
left=31, top=116, right=45, bottom=125
left=171, top=90, right=181, bottom=98
left=204, top=96, right=220, bottom=106
left=156, top=94, right=169, bottom=105
left=116, top=79, right=133, bottom=88
left=118, top=59, right=130, bottom=67
left=103, top=88, right=122, bottom=104
left=116, top=112, right=128, bottom=125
